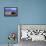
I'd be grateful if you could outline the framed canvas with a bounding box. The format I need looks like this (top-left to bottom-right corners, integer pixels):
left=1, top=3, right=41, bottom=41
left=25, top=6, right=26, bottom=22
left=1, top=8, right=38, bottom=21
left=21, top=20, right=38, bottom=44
left=4, top=7, right=18, bottom=16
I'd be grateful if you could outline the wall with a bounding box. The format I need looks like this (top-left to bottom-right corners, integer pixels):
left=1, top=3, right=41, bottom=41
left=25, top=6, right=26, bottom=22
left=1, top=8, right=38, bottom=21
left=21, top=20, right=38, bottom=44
left=20, top=0, right=46, bottom=24
left=0, top=0, right=20, bottom=44
left=0, top=0, right=46, bottom=44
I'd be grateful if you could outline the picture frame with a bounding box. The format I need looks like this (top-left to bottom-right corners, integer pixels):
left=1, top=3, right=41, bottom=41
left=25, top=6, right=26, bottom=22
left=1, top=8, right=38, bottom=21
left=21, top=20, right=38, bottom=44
left=4, top=7, right=18, bottom=16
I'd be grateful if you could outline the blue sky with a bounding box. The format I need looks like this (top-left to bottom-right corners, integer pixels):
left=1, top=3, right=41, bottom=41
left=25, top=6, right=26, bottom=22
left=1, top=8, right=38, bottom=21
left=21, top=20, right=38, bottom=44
left=5, top=8, right=17, bottom=12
